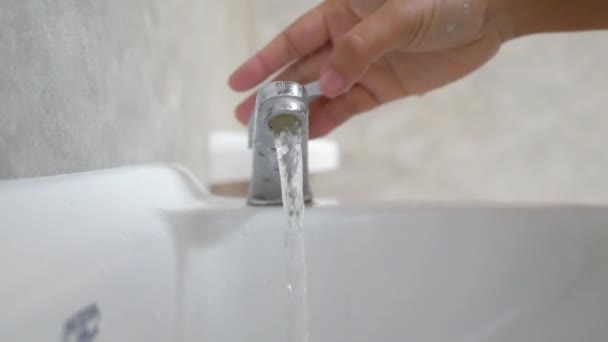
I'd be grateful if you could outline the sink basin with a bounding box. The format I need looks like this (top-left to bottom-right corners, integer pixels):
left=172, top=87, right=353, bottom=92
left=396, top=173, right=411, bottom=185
left=2, top=165, right=607, bottom=341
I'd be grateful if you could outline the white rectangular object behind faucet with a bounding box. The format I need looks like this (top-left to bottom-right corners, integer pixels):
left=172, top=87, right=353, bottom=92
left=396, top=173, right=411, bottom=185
left=208, top=130, right=339, bottom=185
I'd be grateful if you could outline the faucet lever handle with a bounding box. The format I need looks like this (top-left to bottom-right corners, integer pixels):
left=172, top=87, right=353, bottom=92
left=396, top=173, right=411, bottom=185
left=304, top=81, right=322, bottom=100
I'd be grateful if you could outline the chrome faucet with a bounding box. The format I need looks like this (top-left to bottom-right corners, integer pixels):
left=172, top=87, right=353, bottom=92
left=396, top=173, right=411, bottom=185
left=246, top=81, right=322, bottom=206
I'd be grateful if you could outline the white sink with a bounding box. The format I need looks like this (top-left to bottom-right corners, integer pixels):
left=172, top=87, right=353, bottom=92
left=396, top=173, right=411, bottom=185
left=2, top=165, right=607, bottom=341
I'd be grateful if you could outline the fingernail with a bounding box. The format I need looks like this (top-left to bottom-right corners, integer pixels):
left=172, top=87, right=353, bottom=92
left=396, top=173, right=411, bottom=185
left=320, top=69, right=346, bottom=97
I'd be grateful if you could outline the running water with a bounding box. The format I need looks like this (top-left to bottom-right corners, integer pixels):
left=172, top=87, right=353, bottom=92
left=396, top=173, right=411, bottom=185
left=274, top=126, right=309, bottom=342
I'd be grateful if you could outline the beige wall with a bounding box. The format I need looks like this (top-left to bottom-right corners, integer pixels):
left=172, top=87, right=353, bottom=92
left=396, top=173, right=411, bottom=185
left=212, top=1, right=608, bottom=204
left=0, top=0, right=214, bottom=181
left=1, top=0, right=607, bottom=204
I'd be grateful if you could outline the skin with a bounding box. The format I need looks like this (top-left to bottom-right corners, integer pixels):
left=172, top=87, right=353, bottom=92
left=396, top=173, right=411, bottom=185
left=228, top=0, right=608, bottom=138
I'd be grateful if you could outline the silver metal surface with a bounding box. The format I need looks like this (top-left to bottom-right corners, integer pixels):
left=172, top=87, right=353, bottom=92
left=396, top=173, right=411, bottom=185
left=304, top=80, right=322, bottom=100
left=247, top=81, right=320, bottom=206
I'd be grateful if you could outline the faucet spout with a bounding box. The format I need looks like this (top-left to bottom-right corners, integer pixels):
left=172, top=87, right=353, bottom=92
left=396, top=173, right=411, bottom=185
left=247, top=81, right=318, bottom=206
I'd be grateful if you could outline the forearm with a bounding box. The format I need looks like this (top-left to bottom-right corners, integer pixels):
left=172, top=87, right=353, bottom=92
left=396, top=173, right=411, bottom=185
left=490, top=0, right=608, bottom=40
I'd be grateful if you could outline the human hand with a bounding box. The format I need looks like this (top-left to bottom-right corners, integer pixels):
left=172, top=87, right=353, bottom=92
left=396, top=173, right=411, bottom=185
left=229, top=0, right=507, bottom=137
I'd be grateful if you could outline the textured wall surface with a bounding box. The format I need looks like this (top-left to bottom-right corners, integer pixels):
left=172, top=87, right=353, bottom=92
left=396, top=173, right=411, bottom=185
left=1, top=0, right=607, bottom=204
left=0, top=0, right=221, bottom=180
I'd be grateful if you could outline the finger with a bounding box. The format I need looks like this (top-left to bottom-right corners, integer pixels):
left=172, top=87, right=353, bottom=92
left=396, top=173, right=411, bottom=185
left=319, top=2, right=410, bottom=97
left=323, top=1, right=362, bottom=41
left=235, top=45, right=331, bottom=125
left=235, top=94, right=257, bottom=124
left=228, top=3, right=330, bottom=91
left=309, top=85, right=381, bottom=138
left=273, top=44, right=331, bottom=83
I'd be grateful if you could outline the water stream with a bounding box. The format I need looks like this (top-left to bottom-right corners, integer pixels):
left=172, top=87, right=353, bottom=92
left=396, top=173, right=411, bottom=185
left=274, top=126, right=309, bottom=342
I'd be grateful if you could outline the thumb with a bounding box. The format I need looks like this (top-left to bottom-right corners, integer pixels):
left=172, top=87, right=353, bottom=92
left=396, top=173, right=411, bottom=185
left=319, top=2, right=410, bottom=97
